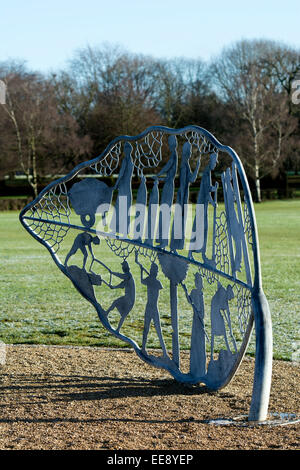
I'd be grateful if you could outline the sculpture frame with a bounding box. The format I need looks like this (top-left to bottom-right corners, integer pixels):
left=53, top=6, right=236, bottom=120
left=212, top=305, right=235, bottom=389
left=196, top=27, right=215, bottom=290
left=19, top=125, right=272, bottom=422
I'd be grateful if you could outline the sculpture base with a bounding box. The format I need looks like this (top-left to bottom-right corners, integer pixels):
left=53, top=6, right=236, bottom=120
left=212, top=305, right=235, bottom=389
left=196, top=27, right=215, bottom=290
left=208, top=412, right=300, bottom=426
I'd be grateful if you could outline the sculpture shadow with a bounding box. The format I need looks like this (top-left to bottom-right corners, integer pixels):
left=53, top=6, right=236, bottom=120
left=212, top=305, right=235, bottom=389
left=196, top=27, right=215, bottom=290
left=0, top=372, right=213, bottom=399
left=0, top=372, right=235, bottom=425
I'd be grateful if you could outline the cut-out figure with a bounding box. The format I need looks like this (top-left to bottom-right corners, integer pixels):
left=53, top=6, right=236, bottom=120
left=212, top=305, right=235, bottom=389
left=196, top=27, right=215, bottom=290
left=110, top=142, right=134, bottom=236
left=65, top=232, right=100, bottom=269
left=171, top=141, right=200, bottom=252
left=104, top=260, right=135, bottom=332
left=189, top=152, right=218, bottom=262
left=135, top=252, right=168, bottom=357
left=146, top=178, right=159, bottom=245
left=156, top=135, right=178, bottom=248
left=158, top=253, right=189, bottom=368
left=66, top=265, right=103, bottom=310
left=224, top=167, right=243, bottom=273
left=133, top=174, right=147, bottom=241
left=182, top=273, right=207, bottom=377
left=210, top=282, right=237, bottom=360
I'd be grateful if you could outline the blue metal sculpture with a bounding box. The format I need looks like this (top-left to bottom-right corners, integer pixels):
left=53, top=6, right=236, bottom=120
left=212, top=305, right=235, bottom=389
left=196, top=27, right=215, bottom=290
left=19, top=125, right=272, bottom=422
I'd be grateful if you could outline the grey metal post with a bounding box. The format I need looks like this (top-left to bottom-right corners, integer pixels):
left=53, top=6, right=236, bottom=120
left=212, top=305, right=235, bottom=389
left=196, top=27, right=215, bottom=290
left=225, top=146, right=273, bottom=422
left=248, top=288, right=273, bottom=421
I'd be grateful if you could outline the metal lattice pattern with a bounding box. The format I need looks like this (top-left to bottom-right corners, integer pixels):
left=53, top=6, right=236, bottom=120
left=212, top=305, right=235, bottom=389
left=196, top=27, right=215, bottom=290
left=243, top=200, right=253, bottom=247
left=184, top=130, right=217, bottom=155
left=90, top=142, right=122, bottom=176
left=133, top=131, right=164, bottom=175
left=24, top=183, right=71, bottom=253
left=233, top=283, right=253, bottom=335
left=105, top=237, right=135, bottom=260
left=214, top=211, right=230, bottom=275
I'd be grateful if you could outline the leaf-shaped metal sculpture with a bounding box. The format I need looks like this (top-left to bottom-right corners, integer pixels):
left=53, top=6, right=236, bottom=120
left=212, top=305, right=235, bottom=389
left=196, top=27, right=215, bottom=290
left=19, top=126, right=272, bottom=421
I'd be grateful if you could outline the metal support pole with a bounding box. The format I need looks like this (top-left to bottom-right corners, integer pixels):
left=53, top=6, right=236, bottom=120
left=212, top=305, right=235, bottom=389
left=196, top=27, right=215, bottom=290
left=248, top=288, right=273, bottom=421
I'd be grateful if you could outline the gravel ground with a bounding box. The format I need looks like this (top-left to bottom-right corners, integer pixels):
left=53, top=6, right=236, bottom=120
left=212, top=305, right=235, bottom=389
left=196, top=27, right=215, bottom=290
left=0, top=345, right=299, bottom=451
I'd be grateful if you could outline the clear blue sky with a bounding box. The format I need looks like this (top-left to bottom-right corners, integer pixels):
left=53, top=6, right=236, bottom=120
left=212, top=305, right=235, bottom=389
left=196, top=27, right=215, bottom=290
left=1, top=0, right=300, bottom=72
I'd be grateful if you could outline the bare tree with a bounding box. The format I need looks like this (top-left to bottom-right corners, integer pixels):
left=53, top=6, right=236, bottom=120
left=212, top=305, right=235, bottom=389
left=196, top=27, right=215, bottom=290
left=259, top=44, right=300, bottom=108
left=210, top=39, right=298, bottom=201
left=57, top=45, right=217, bottom=155
left=153, top=58, right=209, bottom=128
left=59, top=44, right=163, bottom=153
left=0, top=62, right=91, bottom=197
left=259, top=44, right=300, bottom=173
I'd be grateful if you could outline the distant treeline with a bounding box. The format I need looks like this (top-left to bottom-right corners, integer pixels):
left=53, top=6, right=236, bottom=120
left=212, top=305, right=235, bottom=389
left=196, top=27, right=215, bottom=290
left=1, top=39, right=300, bottom=202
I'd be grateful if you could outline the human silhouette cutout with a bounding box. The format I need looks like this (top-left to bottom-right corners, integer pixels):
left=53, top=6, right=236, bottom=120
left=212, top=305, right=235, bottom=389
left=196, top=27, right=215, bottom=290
left=210, top=282, right=237, bottom=361
left=170, top=141, right=200, bottom=252
left=65, top=232, right=100, bottom=269
left=182, top=273, right=207, bottom=377
left=146, top=178, right=159, bottom=245
left=135, top=252, right=168, bottom=357
left=104, top=260, right=135, bottom=332
left=156, top=135, right=178, bottom=248
left=110, top=142, right=134, bottom=236
left=189, top=152, right=218, bottom=262
left=133, top=174, right=147, bottom=241
left=224, top=167, right=243, bottom=273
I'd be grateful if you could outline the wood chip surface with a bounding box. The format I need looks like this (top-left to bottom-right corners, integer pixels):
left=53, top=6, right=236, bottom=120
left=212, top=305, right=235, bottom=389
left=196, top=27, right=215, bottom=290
left=0, top=345, right=299, bottom=450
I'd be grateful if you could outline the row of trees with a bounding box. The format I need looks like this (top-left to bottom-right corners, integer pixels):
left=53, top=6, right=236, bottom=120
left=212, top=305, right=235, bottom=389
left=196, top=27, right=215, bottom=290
left=1, top=39, right=300, bottom=201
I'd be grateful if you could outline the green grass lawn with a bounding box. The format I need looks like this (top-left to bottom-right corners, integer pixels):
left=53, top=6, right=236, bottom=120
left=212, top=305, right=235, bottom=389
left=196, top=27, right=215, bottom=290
left=0, top=200, right=299, bottom=360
